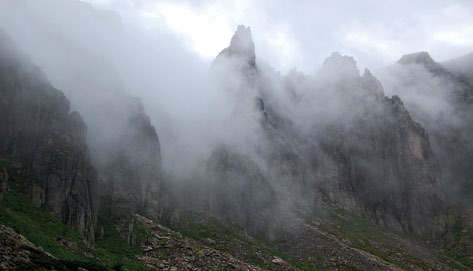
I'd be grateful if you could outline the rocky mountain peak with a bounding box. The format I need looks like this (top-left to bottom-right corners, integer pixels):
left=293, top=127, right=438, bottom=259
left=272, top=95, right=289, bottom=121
left=229, top=25, right=255, bottom=58
left=398, top=51, right=434, bottom=65
left=216, top=25, right=256, bottom=68
left=398, top=51, right=444, bottom=74
left=319, top=52, right=359, bottom=80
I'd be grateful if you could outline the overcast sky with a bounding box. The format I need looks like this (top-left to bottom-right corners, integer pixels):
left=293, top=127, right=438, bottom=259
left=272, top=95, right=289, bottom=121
left=83, top=0, right=473, bottom=73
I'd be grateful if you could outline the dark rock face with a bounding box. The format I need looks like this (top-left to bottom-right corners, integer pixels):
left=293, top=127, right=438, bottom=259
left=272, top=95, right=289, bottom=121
left=379, top=52, right=473, bottom=208
left=263, top=52, right=453, bottom=238
left=315, top=94, right=451, bottom=238
left=207, top=146, right=279, bottom=238
left=0, top=0, right=163, bottom=223
left=99, top=98, right=162, bottom=221
left=206, top=26, right=313, bottom=239
left=207, top=27, right=453, bottom=239
left=0, top=31, right=97, bottom=239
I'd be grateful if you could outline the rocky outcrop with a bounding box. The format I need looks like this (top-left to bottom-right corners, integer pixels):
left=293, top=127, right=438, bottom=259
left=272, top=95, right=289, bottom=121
left=379, top=52, right=473, bottom=209
left=0, top=225, right=61, bottom=270
left=0, top=31, right=97, bottom=239
left=98, top=97, right=162, bottom=222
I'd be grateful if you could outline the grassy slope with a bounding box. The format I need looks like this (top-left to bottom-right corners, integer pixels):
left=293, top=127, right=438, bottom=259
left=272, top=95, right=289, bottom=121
left=313, top=207, right=472, bottom=270
left=172, top=213, right=314, bottom=271
left=0, top=189, right=149, bottom=271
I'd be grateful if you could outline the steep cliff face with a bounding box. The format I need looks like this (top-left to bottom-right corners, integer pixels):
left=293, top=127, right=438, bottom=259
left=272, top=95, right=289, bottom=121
left=207, top=146, right=279, bottom=239
left=205, top=26, right=312, bottom=238
left=316, top=55, right=452, bottom=238
left=262, top=52, right=453, bottom=238
left=99, top=98, right=162, bottom=221
left=206, top=26, right=453, bottom=239
left=0, top=31, right=97, bottom=239
left=316, top=94, right=450, bottom=237
left=0, top=0, right=163, bottom=222
left=379, top=52, right=473, bottom=208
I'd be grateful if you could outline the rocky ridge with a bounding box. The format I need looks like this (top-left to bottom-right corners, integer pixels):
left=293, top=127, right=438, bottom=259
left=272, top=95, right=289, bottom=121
left=210, top=27, right=453, bottom=239
left=0, top=30, right=97, bottom=239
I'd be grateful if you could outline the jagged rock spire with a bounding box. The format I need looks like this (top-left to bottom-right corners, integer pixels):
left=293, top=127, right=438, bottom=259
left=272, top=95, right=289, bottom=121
left=216, top=25, right=256, bottom=68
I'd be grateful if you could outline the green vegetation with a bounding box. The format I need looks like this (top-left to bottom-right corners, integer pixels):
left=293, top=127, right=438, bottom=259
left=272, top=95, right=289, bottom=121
left=0, top=188, right=150, bottom=271
left=313, top=208, right=423, bottom=270
left=440, top=218, right=473, bottom=270
left=174, top=213, right=316, bottom=271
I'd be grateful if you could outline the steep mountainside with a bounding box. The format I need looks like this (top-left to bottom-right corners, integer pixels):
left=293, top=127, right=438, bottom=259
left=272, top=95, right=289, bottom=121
left=192, top=26, right=454, bottom=242
left=309, top=54, right=453, bottom=238
left=443, top=52, right=473, bottom=82
left=0, top=0, right=163, bottom=224
left=378, top=52, right=473, bottom=208
left=205, top=26, right=313, bottom=239
left=1, top=2, right=473, bottom=269
left=258, top=52, right=453, bottom=238
left=0, top=31, right=97, bottom=239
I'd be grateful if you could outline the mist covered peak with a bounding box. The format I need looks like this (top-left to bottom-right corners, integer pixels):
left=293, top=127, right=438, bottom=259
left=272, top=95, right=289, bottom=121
left=216, top=25, right=256, bottom=68
left=230, top=25, right=254, bottom=53
left=318, top=52, right=359, bottom=80
left=398, top=51, right=434, bottom=65
left=397, top=51, right=444, bottom=74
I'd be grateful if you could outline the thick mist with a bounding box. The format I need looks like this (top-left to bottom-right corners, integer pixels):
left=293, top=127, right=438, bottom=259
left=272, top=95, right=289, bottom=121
left=0, top=0, right=263, bottom=180
left=0, top=0, right=469, bottom=243
left=375, top=53, right=473, bottom=209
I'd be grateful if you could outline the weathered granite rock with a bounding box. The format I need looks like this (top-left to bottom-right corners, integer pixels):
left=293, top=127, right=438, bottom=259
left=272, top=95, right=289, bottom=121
left=0, top=31, right=97, bottom=239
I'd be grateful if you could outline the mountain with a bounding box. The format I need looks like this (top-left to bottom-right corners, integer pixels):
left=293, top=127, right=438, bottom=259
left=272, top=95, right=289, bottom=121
left=0, top=0, right=164, bottom=234
left=204, top=25, right=312, bottom=240
left=1, top=1, right=473, bottom=269
left=443, top=52, right=473, bottom=81
left=0, top=30, right=97, bottom=240
left=378, top=51, right=473, bottom=209
left=251, top=48, right=453, bottom=239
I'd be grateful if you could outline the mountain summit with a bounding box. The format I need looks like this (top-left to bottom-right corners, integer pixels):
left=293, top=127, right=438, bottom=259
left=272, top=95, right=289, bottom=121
left=216, top=25, right=256, bottom=68
left=397, top=51, right=444, bottom=73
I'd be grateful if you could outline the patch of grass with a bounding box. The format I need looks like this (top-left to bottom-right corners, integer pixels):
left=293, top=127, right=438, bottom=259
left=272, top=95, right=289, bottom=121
left=0, top=188, right=150, bottom=271
left=311, top=208, right=423, bottom=271
left=0, top=190, right=88, bottom=261
left=173, top=212, right=317, bottom=271
left=438, top=218, right=473, bottom=270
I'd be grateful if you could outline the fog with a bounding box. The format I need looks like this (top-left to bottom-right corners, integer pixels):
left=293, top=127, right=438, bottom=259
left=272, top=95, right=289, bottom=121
left=375, top=54, right=473, bottom=209
left=0, top=0, right=236, bottom=179
left=0, top=0, right=471, bottom=236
